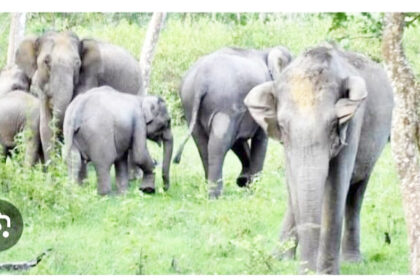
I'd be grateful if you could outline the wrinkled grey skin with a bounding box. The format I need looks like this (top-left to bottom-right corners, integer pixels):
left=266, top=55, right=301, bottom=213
left=0, top=90, right=42, bottom=166
left=245, top=45, right=393, bottom=274
left=174, top=46, right=292, bottom=198
left=16, top=32, right=144, bottom=163
left=64, top=86, right=172, bottom=195
left=0, top=65, right=29, bottom=95
left=76, top=38, right=144, bottom=95
left=16, top=31, right=82, bottom=163
left=0, top=66, right=41, bottom=166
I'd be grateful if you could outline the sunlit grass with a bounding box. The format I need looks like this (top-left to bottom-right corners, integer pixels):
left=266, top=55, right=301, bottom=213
left=0, top=126, right=408, bottom=274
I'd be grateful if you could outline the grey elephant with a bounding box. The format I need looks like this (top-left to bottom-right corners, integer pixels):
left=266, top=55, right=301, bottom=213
left=64, top=86, right=173, bottom=195
left=0, top=90, right=41, bottom=165
left=244, top=45, right=393, bottom=274
left=15, top=31, right=144, bottom=162
left=0, top=64, right=29, bottom=95
left=0, top=65, right=42, bottom=165
left=174, top=46, right=292, bottom=198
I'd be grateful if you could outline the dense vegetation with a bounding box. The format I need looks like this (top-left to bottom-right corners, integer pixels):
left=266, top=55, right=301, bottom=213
left=0, top=13, right=418, bottom=274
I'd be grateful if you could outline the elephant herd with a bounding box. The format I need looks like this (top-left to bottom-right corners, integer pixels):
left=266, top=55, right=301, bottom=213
left=0, top=30, right=394, bottom=274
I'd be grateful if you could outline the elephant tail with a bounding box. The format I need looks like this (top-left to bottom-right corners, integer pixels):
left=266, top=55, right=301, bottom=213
left=173, top=84, right=206, bottom=164
left=63, top=102, right=82, bottom=161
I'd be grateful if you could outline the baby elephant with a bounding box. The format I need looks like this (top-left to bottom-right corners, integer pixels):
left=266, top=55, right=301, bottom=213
left=64, top=86, right=173, bottom=195
left=0, top=64, right=29, bottom=95
left=0, top=65, right=42, bottom=165
left=0, top=90, right=42, bottom=165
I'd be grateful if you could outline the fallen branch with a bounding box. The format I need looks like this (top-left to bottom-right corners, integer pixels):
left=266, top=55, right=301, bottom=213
left=0, top=249, right=52, bottom=271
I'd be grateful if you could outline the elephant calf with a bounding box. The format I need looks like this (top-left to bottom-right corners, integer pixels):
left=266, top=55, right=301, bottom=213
left=0, top=65, right=42, bottom=165
left=0, top=64, right=29, bottom=95
left=64, top=86, right=173, bottom=195
left=0, top=90, right=42, bottom=165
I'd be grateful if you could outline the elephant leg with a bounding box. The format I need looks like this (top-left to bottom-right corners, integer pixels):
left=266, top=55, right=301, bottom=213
left=249, top=128, right=268, bottom=177
left=128, top=151, right=143, bottom=181
left=135, top=154, right=156, bottom=194
left=115, top=154, right=129, bottom=194
left=24, top=128, right=41, bottom=167
left=0, top=145, right=8, bottom=162
left=94, top=162, right=112, bottom=196
left=207, top=113, right=235, bottom=199
left=231, top=140, right=251, bottom=187
left=68, top=144, right=87, bottom=185
left=40, top=98, right=54, bottom=163
left=341, top=176, right=370, bottom=262
left=192, top=123, right=209, bottom=179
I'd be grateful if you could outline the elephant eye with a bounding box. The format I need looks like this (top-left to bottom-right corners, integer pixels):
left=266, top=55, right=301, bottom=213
left=43, top=55, right=51, bottom=69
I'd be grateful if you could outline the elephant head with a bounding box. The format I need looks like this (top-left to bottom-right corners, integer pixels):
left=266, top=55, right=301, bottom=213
left=141, top=96, right=173, bottom=191
left=266, top=46, right=293, bottom=80
left=0, top=65, right=30, bottom=95
left=15, top=31, right=82, bottom=128
left=244, top=47, right=368, bottom=271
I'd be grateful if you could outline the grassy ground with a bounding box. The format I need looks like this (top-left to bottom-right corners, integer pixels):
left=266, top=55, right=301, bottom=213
left=0, top=13, right=417, bottom=274
left=0, top=126, right=409, bottom=274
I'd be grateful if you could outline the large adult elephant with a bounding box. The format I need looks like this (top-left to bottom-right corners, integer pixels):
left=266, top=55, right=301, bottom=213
left=245, top=45, right=393, bottom=274
left=15, top=31, right=144, bottom=161
left=174, top=46, right=292, bottom=198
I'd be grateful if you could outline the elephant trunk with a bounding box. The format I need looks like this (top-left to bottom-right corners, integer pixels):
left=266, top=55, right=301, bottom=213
left=162, top=127, right=173, bottom=191
left=50, top=64, right=76, bottom=130
left=286, top=148, right=329, bottom=273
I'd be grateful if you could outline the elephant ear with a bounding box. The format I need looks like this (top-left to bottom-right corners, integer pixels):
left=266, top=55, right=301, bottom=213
left=141, top=97, right=159, bottom=124
left=244, top=81, right=281, bottom=140
left=15, top=36, right=39, bottom=79
left=267, top=47, right=292, bottom=80
left=335, top=76, right=368, bottom=125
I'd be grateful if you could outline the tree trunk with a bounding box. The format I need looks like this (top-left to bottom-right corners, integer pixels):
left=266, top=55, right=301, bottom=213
left=139, top=12, right=166, bottom=95
left=382, top=12, right=420, bottom=274
left=212, top=13, right=216, bottom=22
left=7, top=13, right=26, bottom=66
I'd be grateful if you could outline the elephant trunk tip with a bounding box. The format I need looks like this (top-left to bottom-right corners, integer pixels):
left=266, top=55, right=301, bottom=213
left=173, top=152, right=182, bottom=164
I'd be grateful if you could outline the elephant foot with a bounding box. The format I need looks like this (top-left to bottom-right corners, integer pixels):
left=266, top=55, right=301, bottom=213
left=129, top=168, right=143, bottom=181
left=140, top=186, right=156, bottom=194
left=98, top=189, right=111, bottom=196
left=208, top=187, right=222, bottom=199
left=140, top=173, right=156, bottom=194
left=208, top=192, right=220, bottom=199
left=208, top=181, right=222, bottom=199
left=341, top=251, right=363, bottom=263
left=236, top=174, right=251, bottom=187
left=116, top=188, right=128, bottom=195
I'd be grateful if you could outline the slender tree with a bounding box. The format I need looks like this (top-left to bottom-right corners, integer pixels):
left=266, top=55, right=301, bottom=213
left=139, top=12, right=166, bottom=95
left=382, top=12, right=420, bottom=274
left=7, top=13, right=26, bottom=66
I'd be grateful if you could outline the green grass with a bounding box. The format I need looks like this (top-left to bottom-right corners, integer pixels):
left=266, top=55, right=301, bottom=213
left=0, top=126, right=409, bottom=274
left=0, top=13, right=416, bottom=274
